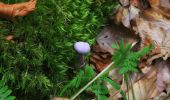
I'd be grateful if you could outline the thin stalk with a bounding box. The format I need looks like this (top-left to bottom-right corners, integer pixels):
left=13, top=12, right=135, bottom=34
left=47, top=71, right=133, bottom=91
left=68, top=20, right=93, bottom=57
left=124, top=73, right=129, bottom=100
left=129, top=75, right=136, bottom=100
left=70, top=62, right=114, bottom=100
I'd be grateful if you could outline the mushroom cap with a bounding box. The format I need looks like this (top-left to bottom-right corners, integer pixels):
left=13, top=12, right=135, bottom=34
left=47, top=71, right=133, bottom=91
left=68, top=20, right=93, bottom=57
left=74, top=42, right=90, bottom=54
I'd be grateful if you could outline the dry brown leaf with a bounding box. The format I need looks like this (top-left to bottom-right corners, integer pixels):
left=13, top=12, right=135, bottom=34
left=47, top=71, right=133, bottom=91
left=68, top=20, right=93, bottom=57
left=127, top=76, right=159, bottom=100
left=90, top=43, right=112, bottom=72
left=155, top=85, right=170, bottom=100
left=96, top=24, right=138, bottom=54
left=116, top=2, right=170, bottom=62
left=149, top=0, right=170, bottom=9
left=136, top=16, right=170, bottom=60
left=119, top=0, right=130, bottom=7
left=156, top=60, right=170, bottom=92
left=159, top=0, right=170, bottom=9
left=134, top=60, right=170, bottom=99
left=5, top=34, right=14, bottom=41
left=115, top=5, right=140, bottom=28
left=0, top=0, right=36, bottom=19
left=119, top=0, right=141, bottom=8
left=140, top=65, right=157, bottom=79
left=148, top=0, right=160, bottom=6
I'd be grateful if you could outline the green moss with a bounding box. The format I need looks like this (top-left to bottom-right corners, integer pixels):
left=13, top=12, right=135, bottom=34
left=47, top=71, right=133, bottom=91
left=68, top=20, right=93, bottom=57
left=0, top=0, right=117, bottom=99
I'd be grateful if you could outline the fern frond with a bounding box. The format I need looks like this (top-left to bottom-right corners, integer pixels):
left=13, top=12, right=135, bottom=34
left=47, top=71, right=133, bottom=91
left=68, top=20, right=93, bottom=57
left=0, top=80, right=15, bottom=100
left=112, top=41, right=153, bottom=74
left=87, top=80, right=109, bottom=100
left=60, top=66, right=95, bottom=97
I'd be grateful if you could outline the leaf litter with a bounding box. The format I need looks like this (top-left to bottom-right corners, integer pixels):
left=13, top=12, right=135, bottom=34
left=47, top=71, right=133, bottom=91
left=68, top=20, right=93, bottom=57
left=91, top=0, right=170, bottom=99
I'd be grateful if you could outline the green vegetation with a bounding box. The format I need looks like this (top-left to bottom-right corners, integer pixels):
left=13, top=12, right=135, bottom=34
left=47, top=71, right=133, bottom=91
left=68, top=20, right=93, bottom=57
left=0, top=80, right=15, bottom=100
left=60, top=66, right=96, bottom=97
left=112, top=41, right=153, bottom=74
left=0, top=0, right=117, bottom=99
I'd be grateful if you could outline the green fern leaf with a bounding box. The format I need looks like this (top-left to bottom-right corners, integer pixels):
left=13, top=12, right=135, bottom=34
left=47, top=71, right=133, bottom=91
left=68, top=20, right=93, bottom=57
left=4, top=96, right=16, bottom=100
left=112, top=43, right=119, bottom=49
left=0, top=80, right=15, bottom=100
left=60, top=66, right=95, bottom=97
left=112, top=41, right=153, bottom=74
left=87, top=81, right=109, bottom=100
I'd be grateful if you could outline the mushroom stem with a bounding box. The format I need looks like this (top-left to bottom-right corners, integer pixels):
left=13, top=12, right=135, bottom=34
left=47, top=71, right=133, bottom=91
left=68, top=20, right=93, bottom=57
left=78, top=54, right=85, bottom=68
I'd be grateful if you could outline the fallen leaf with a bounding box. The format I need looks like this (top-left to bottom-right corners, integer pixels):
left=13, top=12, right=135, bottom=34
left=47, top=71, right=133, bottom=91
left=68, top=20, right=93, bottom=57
left=90, top=43, right=112, bottom=72
left=0, top=0, right=36, bottom=19
left=5, top=34, right=13, bottom=41
left=148, top=0, right=160, bottom=7
left=127, top=76, right=159, bottom=100
left=117, top=2, right=170, bottom=62
left=149, top=0, right=170, bottom=9
left=159, top=0, right=170, bottom=9
left=156, top=60, right=170, bottom=92
left=154, top=85, right=170, bottom=100
left=96, top=24, right=138, bottom=54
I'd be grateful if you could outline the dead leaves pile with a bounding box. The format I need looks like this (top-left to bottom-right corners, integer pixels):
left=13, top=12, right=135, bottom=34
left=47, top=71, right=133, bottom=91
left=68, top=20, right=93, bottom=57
left=91, top=0, right=170, bottom=99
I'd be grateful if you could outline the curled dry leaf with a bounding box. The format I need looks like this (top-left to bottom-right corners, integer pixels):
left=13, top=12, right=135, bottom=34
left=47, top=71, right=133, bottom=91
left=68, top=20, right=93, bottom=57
left=0, top=0, right=36, bottom=19
left=90, top=43, right=112, bottom=72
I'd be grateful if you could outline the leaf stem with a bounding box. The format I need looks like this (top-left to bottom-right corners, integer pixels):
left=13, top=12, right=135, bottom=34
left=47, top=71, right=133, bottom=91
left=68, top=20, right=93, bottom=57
left=70, top=62, right=114, bottom=100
